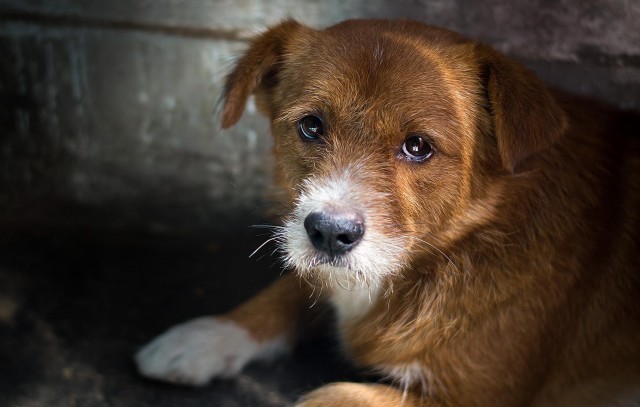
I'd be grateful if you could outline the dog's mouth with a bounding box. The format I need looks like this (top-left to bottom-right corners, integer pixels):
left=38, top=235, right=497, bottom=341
left=295, top=250, right=352, bottom=270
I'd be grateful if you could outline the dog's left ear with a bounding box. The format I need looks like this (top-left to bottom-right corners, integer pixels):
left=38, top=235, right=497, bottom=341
left=221, top=20, right=305, bottom=129
left=478, top=45, right=568, bottom=172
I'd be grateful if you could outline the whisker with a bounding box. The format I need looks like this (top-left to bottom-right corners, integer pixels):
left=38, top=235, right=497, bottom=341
left=255, top=254, right=269, bottom=262
left=308, top=278, right=324, bottom=308
left=253, top=232, right=274, bottom=238
left=336, top=278, right=353, bottom=291
left=279, top=264, right=288, bottom=276
left=249, top=236, right=279, bottom=258
left=249, top=224, right=285, bottom=230
left=411, top=236, right=459, bottom=272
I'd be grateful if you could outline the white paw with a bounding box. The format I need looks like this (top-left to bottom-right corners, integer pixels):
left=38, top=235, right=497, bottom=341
left=135, top=317, right=260, bottom=386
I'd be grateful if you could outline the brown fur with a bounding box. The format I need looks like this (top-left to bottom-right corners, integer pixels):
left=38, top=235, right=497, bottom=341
left=221, top=19, right=640, bottom=406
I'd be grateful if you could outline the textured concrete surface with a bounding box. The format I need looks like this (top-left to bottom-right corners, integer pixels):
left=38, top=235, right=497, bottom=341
left=0, top=19, right=269, bottom=233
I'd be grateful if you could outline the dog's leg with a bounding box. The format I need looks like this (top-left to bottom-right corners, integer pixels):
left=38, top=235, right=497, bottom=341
left=135, top=273, right=314, bottom=386
left=296, top=382, right=432, bottom=407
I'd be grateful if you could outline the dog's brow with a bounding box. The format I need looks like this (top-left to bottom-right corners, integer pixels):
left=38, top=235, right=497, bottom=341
left=274, top=107, right=304, bottom=124
left=275, top=104, right=321, bottom=124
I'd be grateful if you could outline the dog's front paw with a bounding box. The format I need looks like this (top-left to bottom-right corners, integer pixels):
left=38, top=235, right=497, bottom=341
left=135, top=316, right=260, bottom=386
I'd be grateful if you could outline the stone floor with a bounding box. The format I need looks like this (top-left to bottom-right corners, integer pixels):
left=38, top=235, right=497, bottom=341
left=0, top=226, right=360, bottom=407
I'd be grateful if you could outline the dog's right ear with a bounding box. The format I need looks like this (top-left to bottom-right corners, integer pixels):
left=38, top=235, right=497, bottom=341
left=221, top=20, right=304, bottom=129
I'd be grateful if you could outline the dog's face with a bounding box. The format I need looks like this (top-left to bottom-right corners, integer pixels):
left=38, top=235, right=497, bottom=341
left=222, top=20, right=567, bottom=288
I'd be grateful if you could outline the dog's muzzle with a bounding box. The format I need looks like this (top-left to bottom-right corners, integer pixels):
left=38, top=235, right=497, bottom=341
left=282, top=170, right=406, bottom=284
left=303, top=209, right=365, bottom=257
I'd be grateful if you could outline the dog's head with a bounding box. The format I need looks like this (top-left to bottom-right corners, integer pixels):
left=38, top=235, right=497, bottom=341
left=221, top=19, right=567, bottom=288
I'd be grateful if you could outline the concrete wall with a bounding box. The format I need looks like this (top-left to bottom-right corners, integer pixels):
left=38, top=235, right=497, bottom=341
left=1, top=0, right=639, bottom=234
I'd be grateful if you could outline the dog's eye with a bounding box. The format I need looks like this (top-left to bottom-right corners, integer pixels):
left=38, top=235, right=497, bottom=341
left=402, top=135, right=434, bottom=161
left=297, top=115, right=324, bottom=141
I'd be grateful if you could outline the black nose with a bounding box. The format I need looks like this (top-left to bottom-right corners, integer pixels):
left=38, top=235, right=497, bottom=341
left=304, top=210, right=365, bottom=256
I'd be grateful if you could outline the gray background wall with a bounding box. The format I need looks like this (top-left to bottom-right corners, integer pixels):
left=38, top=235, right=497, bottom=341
left=1, top=0, right=639, bottom=234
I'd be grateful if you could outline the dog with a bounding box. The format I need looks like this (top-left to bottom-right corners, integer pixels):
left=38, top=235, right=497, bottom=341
left=135, top=19, right=640, bottom=406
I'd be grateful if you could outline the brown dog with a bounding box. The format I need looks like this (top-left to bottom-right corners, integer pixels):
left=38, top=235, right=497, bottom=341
left=135, top=19, right=640, bottom=406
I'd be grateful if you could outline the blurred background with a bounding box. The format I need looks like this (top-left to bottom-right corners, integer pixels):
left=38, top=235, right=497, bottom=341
left=0, top=1, right=638, bottom=406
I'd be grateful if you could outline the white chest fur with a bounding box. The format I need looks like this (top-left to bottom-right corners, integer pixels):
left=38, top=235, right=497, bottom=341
left=329, top=283, right=381, bottom=322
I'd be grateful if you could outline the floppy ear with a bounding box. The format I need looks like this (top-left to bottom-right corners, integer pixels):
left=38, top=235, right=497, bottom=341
left=221, top=20, right=304, bottom=129
left=479, top=45, right=568, bottom=172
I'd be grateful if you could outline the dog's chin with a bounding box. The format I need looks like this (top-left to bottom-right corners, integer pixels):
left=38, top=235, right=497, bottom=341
left=310, top=263, right=364, bottom=288
left=284, top=248, right=365, bottom=285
